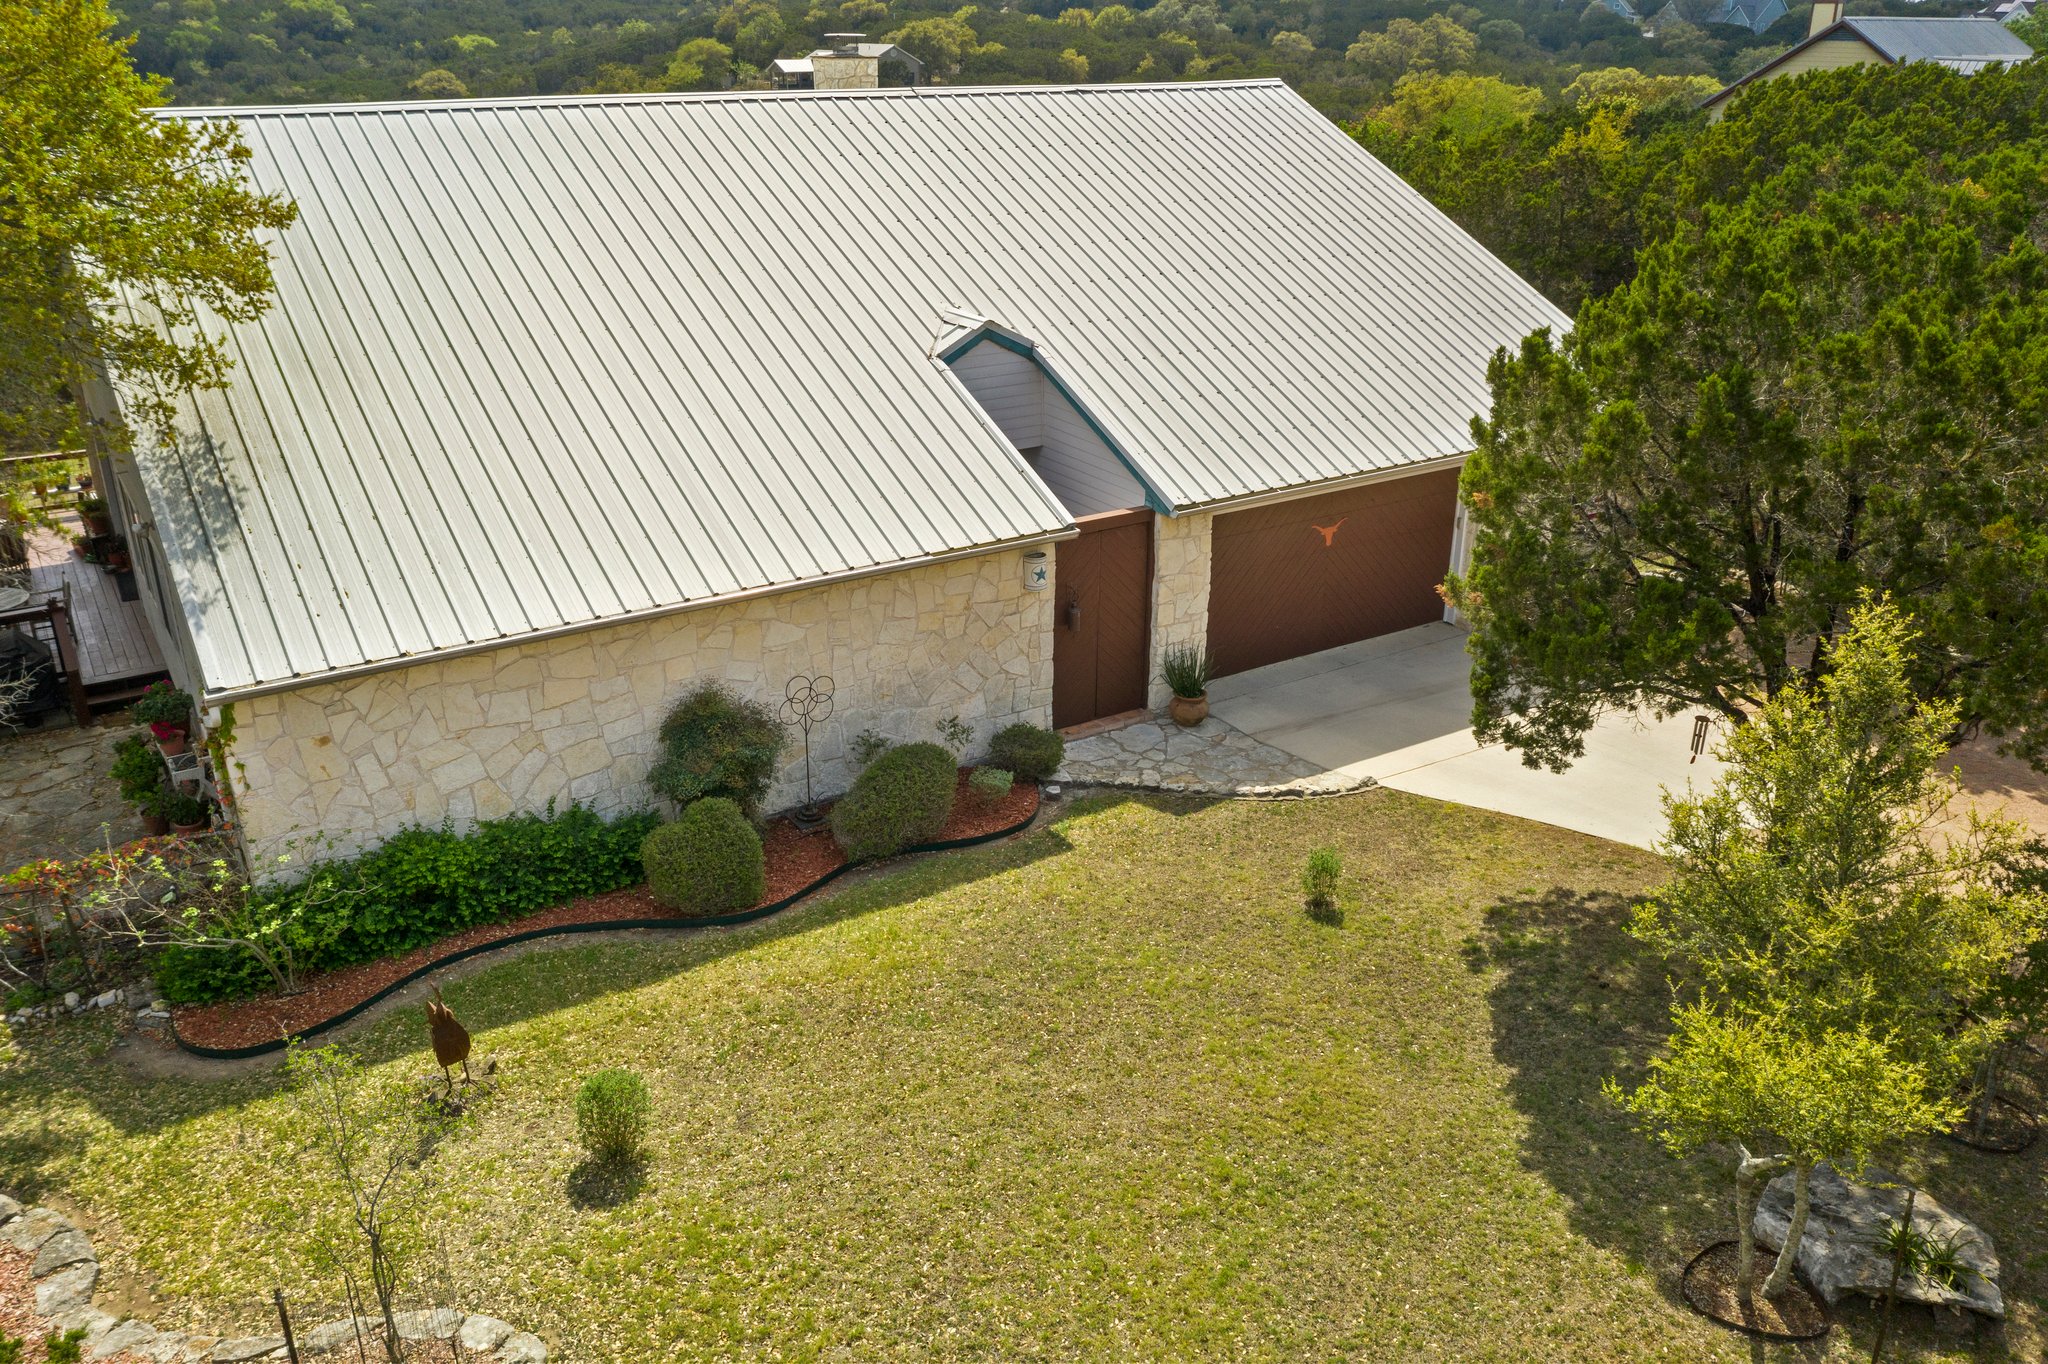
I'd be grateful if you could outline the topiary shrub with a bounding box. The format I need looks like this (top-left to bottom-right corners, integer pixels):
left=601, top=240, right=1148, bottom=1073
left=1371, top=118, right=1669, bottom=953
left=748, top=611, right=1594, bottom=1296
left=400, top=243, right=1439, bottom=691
left=830, top=741, right=956, bottom=862
left=988, top=722, right=1063, bottom=782
left=575, top=1068, right=651, bottom=1163
left=640, top=797, right=765, bottom=915
left=647, top=683, right=785, bottom=818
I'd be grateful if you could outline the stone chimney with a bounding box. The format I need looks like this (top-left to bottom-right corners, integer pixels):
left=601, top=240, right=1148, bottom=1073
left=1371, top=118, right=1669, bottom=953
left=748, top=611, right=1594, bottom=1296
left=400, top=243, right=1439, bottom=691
left=812, top=32, right=880, bottom=89
left=1808, top=0, right=1845, bottom=36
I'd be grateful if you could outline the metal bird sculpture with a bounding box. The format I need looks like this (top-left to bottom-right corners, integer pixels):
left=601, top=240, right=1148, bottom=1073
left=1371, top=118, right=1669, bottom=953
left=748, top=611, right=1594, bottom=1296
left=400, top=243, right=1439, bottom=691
left=425, top=987, right=472, bottom=1090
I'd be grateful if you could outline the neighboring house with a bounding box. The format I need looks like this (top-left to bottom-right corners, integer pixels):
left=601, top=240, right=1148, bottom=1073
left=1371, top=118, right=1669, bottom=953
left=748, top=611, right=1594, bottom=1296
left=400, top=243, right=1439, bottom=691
left=97, top=80, right=1564, bottom=864
left=1978, top=0, right=2043, bottom=24
left=1703, top=0, right=2035, bottom=115
left=769, top=33, right=924, bottom=89
left=1702, top=0, right=1790, bottom=35
left=1593, top=0, right=1645, bottom=23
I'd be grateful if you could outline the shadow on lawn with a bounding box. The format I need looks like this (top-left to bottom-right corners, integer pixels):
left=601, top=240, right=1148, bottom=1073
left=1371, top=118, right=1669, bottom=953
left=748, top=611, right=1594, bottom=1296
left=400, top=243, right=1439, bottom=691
left=1462, top=886, right=1724, bottom=1308
left=0, top=807, right=1087, bottom=1149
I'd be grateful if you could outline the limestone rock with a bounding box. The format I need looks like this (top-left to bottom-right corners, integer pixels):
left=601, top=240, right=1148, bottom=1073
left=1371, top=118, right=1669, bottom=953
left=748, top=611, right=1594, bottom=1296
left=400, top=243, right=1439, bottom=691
left=393, top=1307, right=464, bottom=1340
left=209, top=1337, right=286, bottom=1362
left=47, top=1305, right=119, bottom=1341
left=296, top=1316, right=379, bottom=1355
left=2, top=1207, right=70, bottom=1253
left=1755, top=1162, right=2003, bottom=1318
left=86, top=1319, right=157, bottom=1360
left=494, top=1332, right=548, bottom=1363
left=0, top=1193, right=22, bottom=1224
left=34, top=1259, right=100, bottom=1314
left=33, top=1227, right=96, bottom=1277
left=458, top=1316, right=516, bottom=1352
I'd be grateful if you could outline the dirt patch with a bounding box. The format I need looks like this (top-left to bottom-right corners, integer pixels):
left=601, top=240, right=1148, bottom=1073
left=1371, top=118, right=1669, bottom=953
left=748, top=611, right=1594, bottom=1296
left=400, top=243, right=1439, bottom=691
left=167, top=775, right=1039, bottom=1054
left=1680, top=1240, right=1831, bottom=1341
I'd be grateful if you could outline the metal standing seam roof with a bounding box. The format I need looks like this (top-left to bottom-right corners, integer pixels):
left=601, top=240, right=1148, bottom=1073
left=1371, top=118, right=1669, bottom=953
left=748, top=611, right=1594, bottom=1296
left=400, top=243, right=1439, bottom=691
left=135, top=79, right=1568, bottom=698
left=1708, top=15, right=2034, bottom=104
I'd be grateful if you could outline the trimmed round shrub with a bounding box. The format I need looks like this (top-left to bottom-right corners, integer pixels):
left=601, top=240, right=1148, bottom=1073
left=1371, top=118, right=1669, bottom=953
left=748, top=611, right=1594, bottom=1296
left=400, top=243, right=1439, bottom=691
left=647, top=683, right=785, bottom=818
left=575, top=1068, right=651, bottom=1162
left=641, top=798, right=765, bottom=915
left=830, top=741, right=957, bottom=862
left=988, top=722, right=1063, bottom=782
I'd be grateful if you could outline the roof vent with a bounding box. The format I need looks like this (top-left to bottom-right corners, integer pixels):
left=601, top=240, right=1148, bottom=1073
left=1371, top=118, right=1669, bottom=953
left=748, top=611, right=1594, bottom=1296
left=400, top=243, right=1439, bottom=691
left=825, top=31, right=864, bottom=54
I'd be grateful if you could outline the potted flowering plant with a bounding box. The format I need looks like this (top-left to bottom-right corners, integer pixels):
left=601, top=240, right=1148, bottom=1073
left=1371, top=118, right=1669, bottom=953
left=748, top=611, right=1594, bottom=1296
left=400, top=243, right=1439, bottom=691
left=134, top=680, right=195, bottom=753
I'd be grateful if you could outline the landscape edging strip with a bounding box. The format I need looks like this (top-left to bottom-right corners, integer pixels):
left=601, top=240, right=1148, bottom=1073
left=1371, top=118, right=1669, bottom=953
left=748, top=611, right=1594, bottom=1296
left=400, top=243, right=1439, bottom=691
left=168, top=801, right=1039, bottom=1061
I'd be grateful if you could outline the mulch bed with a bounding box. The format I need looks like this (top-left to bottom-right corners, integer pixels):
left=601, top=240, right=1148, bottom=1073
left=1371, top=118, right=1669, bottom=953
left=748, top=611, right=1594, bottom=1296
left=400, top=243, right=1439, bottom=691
left=0, top=1243, right=145, bottom=1362
left=170, top=772, right=1038, bottom=1052
left=1680, top=1240, right=1832, bottom=1341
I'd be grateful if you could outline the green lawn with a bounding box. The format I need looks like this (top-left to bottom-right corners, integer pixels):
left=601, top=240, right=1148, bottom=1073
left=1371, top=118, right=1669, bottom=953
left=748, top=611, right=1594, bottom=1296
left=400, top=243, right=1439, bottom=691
left=3, top=792, right=2042, bottom=1362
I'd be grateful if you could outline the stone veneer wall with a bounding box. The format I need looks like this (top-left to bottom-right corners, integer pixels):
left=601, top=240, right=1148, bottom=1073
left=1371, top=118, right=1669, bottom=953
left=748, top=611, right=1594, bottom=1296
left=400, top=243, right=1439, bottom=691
left=1147, top=511, right=1213, bottom=708
left=230, top=551, right=1054, bottom=866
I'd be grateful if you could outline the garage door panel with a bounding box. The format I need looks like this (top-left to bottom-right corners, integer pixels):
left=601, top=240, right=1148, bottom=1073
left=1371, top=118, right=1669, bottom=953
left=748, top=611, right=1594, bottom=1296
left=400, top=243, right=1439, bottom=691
left=1208, top=469, right=1459, bottom=678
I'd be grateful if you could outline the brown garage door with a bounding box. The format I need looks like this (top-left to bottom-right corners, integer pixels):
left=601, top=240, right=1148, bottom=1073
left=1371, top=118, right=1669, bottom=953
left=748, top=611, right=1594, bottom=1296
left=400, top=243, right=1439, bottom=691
left=1207, top=468, right=1459, bottom=678
left=1053, top=509, right=1153, bottom=729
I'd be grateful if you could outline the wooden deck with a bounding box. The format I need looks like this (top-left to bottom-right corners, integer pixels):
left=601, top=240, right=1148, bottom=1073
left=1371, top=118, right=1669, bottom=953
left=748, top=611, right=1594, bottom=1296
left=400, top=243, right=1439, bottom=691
left=24, top=522, right=165, bottom=687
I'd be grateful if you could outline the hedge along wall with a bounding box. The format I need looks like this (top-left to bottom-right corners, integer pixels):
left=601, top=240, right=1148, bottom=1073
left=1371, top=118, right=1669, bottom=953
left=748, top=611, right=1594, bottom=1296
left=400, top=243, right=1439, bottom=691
left=228, top=550, right=1056, bottom=868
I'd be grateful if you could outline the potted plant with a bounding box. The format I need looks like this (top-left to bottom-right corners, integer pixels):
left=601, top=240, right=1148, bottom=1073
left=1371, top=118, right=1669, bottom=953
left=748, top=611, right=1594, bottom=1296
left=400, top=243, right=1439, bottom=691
left=1161, top=645, right=1214, bottom=727
left=78, top=495, right=113, bottom=536
left=134, top=680, right=195, bottom=754
left=164, top=790, right=210, bottom=835
left=111, top=735, right=172, bottom=833
left=139, top=785, right=173, bottom=837
left=105, top=537, right=131, bottom=573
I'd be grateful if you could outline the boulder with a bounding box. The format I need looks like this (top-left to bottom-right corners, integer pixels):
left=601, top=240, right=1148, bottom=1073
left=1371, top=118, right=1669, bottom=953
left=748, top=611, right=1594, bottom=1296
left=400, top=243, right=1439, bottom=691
left=393, top=1307, right=464, bottom=1341
left=33, top=1227, right=97, bottom=1277
left=0, top=1193, right=22, bottom=1225
left=458, top=1316, right=516, bottom=1352
left=1, top=1207, right=71, bottom=1253
left=494, top=1332, right=549, bottom=1363
left=35, top=1260, right=100, bottom=1315
left=296, top=1316, right=380, bottom=1355
left=86, top=1319, right=158, bottom=1360
left=1755, top=1163, right=2003, bottom=1318
left=209, top=1337, right=286, bottom=1362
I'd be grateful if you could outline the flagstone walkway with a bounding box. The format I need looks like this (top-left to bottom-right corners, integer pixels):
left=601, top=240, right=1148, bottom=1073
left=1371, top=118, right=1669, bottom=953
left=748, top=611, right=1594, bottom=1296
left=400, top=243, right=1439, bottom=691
left=1054, top=714, right=1371, bottom=798
left=0, top=720, right=133, bottom=874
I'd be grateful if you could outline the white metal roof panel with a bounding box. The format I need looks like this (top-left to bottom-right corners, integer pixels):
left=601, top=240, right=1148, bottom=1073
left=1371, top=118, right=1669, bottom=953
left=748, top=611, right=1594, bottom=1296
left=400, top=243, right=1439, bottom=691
left=1843, top=15, right=2035, bottom=64
left=141, top=81, right=1565, bottom=695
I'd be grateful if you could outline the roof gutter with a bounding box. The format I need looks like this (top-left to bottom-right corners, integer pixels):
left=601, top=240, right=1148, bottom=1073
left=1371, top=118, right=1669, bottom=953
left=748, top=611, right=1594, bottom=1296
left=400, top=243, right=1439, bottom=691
left=1172, top=450, right=1468, bottom=517
left=196, top=527, right=1075, bottom=709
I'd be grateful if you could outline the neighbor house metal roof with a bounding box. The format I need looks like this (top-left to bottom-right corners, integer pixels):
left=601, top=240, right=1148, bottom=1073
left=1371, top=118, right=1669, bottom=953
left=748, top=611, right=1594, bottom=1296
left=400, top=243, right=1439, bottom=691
left=136, top=80, right=1566, bottom=697
left=1839, top=15, right=2037, bottom=68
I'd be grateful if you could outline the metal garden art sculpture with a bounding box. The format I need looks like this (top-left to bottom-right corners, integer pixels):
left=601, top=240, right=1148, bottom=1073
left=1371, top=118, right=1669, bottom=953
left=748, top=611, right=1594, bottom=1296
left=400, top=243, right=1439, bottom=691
left=425, top=987, right=472, bottom=1091
left=779, top=674, right=834, bottom=831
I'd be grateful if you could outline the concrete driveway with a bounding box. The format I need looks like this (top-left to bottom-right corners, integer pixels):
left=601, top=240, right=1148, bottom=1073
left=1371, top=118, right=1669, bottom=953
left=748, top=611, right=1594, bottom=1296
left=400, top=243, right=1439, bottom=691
left=1208, top=623, right=1728, bottom=849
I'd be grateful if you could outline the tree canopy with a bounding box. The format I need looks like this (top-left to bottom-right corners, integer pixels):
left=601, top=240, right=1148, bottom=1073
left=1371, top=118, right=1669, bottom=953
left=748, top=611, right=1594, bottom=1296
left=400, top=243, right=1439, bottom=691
left=1448, top=61, right=2048, bottom=772
left=0, top=0, right=294, bottom=454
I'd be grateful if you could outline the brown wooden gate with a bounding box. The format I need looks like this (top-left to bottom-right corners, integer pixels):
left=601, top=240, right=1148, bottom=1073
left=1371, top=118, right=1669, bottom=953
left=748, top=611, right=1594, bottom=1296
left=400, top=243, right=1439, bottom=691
left=1052, top=508, right=1153, bottom=729
left=1207, top=468, right=1459, bottom=679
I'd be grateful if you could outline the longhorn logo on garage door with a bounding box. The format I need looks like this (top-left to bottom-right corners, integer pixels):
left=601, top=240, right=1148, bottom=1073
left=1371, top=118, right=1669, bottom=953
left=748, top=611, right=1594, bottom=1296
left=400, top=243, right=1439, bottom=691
left=1311, top=517, right=1347, bottom=547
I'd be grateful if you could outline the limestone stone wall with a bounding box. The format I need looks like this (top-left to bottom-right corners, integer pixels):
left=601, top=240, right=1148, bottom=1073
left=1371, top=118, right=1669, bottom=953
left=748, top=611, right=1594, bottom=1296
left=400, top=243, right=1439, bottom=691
left=229, top=551, right=1054, bottom=866
left=1147, top=511, right=1213, bottom=708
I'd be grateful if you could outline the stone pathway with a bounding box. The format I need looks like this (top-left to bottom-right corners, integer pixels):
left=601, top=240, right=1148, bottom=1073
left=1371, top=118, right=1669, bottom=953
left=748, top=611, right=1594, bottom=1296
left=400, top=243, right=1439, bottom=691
left=0, top=719, right=134, bottom=875
left=1055, top=714, right=1371, bottom=798
left=0, top=1189, right=548, bottom=1361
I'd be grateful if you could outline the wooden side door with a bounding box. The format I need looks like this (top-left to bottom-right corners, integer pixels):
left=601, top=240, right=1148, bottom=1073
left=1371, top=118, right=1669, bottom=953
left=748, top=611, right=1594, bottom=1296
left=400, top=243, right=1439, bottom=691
left=1052, top=508, right=1154, bottom=729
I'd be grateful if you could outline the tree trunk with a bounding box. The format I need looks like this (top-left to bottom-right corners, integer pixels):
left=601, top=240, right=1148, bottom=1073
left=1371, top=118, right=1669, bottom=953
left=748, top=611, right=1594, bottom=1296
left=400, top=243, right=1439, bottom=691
left=1870, top=1188, right=1918, bottom=1364
left=1762, top=1158, right=1814, bottom=1299
left=1732, top=1147, right=1789, bottom=1311
left=369, top=1227, right=402, bottom=1363
left=1975, top=1049, right=2001, bottom=1144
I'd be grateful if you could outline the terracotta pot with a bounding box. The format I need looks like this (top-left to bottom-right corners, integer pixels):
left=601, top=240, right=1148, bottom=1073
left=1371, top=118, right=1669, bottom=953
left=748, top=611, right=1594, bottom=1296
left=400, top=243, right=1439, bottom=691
left=1168, top=693, right=1209, bottom=727
left=154, top=728, right=188, bottom=756
left=141, top=811, right=170, bottom=837
left=172, top=820, right=209, bottom=836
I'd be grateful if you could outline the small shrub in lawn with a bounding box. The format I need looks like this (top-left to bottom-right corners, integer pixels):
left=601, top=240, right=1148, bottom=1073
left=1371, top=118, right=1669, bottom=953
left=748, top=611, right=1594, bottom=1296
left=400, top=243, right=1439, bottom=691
left=576, top=1068, right=651, bottom=1163
left=831, top=741, right=956, bottom=861
left=647, top=683, right=785, bottom=818
left=988, top=722, right=1063, bottom=782
left=967, top=766, right=1014, bottom=807
left=641, top=798, right=765, bottom=915
left=1303, top=846, right=1343, bottom=925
